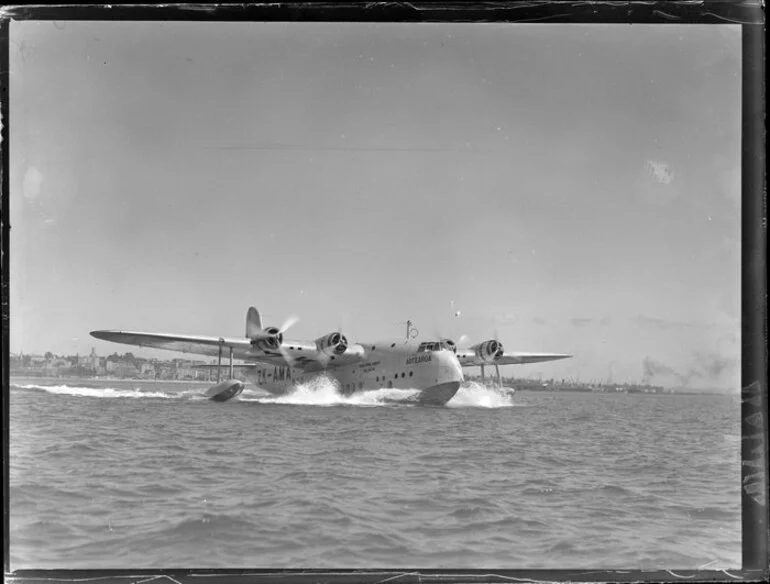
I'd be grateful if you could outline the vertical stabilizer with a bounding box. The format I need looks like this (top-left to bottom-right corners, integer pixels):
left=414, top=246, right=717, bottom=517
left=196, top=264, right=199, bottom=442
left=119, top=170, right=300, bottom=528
left=246, top=307, right=263, bottom=337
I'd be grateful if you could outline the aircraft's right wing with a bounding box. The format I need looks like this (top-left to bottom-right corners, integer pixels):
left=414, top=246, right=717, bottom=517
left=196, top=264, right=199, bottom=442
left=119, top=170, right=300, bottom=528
left=456, top=350, right=572, bottom=367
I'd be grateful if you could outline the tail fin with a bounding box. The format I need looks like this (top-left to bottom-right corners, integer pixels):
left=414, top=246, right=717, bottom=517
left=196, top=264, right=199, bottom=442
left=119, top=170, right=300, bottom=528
left=245, top=307, right=263, bottom=338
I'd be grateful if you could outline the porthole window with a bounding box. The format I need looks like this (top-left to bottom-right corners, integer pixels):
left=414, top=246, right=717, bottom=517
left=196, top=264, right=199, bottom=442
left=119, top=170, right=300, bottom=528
left=401, top=372, right=405, bottom=378
left=394, top=374, right=398, bottom=379
left=409, top=371, right=413, bottom=377
left=390, top=343, right=396, bottom=348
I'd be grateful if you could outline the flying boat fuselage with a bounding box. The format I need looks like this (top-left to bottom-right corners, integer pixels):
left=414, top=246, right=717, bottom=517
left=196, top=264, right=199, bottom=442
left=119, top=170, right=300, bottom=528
left=247, top=340, right=464, bottom=406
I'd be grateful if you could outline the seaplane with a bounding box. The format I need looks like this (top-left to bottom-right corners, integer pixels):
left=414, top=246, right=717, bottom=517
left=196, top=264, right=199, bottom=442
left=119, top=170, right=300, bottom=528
left=90, top=307, right=572, bottom=406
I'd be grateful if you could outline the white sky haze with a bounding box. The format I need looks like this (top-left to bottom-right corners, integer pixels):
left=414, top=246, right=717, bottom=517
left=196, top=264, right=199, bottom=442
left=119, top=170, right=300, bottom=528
left=10, top=21, right=742, bottom=389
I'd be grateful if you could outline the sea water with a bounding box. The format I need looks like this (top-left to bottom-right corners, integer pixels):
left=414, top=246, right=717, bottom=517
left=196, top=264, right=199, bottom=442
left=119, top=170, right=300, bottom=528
left=8, top=377, right=741, bottom=569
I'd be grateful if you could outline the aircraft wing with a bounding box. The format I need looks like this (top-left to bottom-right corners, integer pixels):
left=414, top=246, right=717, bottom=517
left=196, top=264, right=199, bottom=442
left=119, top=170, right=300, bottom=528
left=456, top=350, right=572, bottom=367
left=89, top=330, right=363, bottom=371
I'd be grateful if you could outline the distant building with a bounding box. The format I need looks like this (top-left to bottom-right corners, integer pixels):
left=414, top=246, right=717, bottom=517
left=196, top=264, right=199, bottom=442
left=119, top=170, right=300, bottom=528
left=29, top=355, right=48, bottom=368
left=46, top=358, right=69, bottom=371
left=115, top=363, right=139, bottom=378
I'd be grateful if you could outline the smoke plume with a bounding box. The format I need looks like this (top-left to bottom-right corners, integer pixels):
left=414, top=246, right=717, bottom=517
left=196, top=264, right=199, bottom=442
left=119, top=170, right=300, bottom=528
left=641, top=353, right=738, bottom=387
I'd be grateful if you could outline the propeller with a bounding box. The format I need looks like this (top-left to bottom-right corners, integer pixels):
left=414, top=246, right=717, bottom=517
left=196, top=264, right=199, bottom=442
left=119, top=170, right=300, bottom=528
left=449, top=334, right=473, bottom=355
left=315, top=350, right=333, bottom=369
left=279, top=314, right=300, bottom=335
left=276, top=315, right=300, bottom=366
left=336, top=312, right=350, bottom=344
left=248, top=313, right=300, bottom=356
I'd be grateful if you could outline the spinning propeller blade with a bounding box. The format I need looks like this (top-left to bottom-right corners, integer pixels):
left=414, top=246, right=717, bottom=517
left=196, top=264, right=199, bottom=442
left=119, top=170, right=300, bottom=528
left=276, top=315, right=300, bottom=365
left=280, top=314, right=300, bottom=334
left=456, top=334, right=470, bottom=348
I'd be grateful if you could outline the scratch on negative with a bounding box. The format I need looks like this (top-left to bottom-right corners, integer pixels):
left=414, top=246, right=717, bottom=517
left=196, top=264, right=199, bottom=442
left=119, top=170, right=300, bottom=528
left=373, top=572, right=421, bottom=584
left=665, top=570, right=697, bottom=579
left=132, top=576, right=183, bottom=584
left=477, top=575, right=562, bottom=584
left=653, top=9, right=681, bottom=21
left=702, top=10, right=751, bottom=24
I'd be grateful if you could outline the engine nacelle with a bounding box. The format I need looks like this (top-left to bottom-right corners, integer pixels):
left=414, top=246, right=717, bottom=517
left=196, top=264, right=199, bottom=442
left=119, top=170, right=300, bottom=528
left=251, top=326, right=283, bottom=351
left=472, top=339, right=504, bottom=363
left=315, top=332, right=349, bottom=357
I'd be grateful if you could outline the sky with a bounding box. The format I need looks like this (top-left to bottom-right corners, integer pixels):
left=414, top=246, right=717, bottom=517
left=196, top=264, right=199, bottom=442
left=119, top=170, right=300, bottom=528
left=9, top=21, right=742, bottom=389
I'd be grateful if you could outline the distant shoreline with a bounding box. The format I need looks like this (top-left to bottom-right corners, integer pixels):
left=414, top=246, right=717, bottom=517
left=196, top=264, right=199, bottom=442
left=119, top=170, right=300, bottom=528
left=8, top=376, right=734, bottom=396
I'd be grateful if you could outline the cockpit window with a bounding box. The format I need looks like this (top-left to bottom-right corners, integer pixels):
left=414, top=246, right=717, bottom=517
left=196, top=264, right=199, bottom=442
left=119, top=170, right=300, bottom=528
left=418, top=341, right=445, bottom=352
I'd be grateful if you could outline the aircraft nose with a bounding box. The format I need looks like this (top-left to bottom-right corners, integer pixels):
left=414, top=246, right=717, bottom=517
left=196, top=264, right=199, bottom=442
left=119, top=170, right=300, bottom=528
left=436, top=350, right=464, bottom=383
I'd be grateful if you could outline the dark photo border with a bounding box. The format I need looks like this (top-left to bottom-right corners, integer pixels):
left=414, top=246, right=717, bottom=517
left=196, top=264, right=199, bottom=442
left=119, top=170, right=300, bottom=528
left=1, top=2, right=766, bottom=583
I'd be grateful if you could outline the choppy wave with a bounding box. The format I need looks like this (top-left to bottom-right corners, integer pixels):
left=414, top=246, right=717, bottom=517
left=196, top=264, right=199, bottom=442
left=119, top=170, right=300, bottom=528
left=448, top=381, right=516, bottom=408
left=9, top=379, right=742, bottom=569
left=13, top=378, right=518, bottom=408
left=242, top=376, right=421, bottom=407
left=12, top=383, right=199, bottom=400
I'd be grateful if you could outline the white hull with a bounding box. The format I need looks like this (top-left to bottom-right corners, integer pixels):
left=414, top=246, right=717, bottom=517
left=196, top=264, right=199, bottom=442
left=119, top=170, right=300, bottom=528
left=245, top=343, right=463, bottom=406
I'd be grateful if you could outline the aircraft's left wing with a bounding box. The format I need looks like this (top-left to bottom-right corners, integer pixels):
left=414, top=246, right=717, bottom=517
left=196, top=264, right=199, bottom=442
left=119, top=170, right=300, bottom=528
left=456, top=350, right=572, bottom=367
left=89, top=330, right=364, bottom=371
left=91, top=330, right=261, bottom=360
